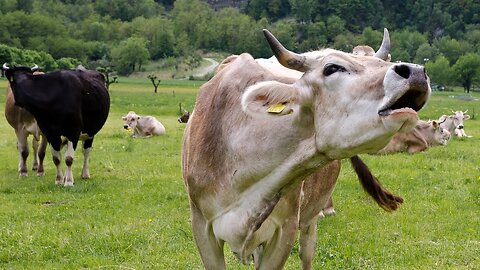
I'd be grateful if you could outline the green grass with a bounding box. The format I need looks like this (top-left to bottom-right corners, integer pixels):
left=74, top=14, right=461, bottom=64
left=0, top=77, right=479, bottom=269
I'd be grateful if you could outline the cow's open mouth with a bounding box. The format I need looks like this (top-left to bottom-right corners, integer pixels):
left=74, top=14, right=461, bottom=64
left=378, top=89, right=427, bottom=116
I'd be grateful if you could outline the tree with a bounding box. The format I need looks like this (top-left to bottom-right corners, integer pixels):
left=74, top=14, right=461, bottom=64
left=425, top=56, right=454, bottom=87
left=453, top=53, right=480, bottom=93
left=325, top=0, right=383, bottom=32
left=289, top=0, right=317, bottom=24
left=414, top=43, right=440, bottom=64
left=433, top=37, right=473, bottom=65
left=391, top=30, right=428, bottom=62
left=147, top=74, right=161, bottom=93
left=111, top=37, right=150, bottom=75
left=170, top=0, right=213, bottom=50
left=97, top=66, right=118, bottom=91
left=56, top=57, right=80, bottom=70
left=326, top=15, right=346, bottom=43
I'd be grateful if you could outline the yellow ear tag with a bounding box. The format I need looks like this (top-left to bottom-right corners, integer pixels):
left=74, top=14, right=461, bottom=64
left=267, top=103, right=286, bottom=114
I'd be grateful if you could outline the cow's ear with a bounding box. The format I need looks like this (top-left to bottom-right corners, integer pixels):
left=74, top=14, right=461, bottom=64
left=431, top=120, right=439, bottom=129
left=464, top=114, right=470, bottom=120
left=4, top=69, right=14, bottom=83
left=241, top=81, right=300, bottom=117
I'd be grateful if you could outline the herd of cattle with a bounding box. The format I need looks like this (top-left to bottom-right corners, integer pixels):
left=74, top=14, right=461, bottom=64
left=1, top=27, right=473, bottom=269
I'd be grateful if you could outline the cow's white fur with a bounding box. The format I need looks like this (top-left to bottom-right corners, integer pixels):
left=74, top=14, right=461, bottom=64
left=122, top=111, right=166, bottom=138
left=439, top=111, right=471, bottom=137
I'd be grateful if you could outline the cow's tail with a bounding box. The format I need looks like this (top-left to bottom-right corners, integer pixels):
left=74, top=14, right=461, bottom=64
left=349, top=155, right=403, bottom=212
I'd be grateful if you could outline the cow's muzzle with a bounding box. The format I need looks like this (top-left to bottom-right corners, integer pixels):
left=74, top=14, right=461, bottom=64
left=379, top=64, right=430, bottom=116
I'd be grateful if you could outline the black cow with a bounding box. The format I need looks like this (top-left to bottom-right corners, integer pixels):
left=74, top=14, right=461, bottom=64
left=2, top=64, right=110, bottom=186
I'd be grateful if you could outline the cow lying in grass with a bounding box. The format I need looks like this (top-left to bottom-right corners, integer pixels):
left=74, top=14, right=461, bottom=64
left=122, top=111, right=166, bottom=138
left=376, top=120, right=451, bottom=154
left=182, top=28, right=430, bottom=269
left=439, top=110, right=472, bottom=137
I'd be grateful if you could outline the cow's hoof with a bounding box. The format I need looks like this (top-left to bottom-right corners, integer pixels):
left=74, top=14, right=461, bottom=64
left=55, top=177, right=64, bottom=185
left=36, top=171, right=45, bottom=177
left=323, top=207, right=336, bottom=216
left=64, top=181, right=74, bottom=187
left=318, top=211, right=326, bottom=219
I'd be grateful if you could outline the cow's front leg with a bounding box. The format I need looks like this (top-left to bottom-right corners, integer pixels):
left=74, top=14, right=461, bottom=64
left=63, top=141, right=76, bottom=187
left=51, top=146, right=64, bottom=185
left=16, top=130, right=29, bottom=176
left=190, top=203, right=226, bottom=270
left=82, top=139, right=93, bottom=179
left=36, top=135, right=47, bottom=177
left=254, top=210, right=299, bottom=270
left=299, top=217, right=319, bottom=270
left=82, top=147, right=91, bottom=179
left=32, top=136, right=39, bottom=171
left=254, top=187, right=301, bottom=270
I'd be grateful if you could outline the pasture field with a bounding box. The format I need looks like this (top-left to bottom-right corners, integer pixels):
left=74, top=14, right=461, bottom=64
left=0, top=77, right=479, bottom=269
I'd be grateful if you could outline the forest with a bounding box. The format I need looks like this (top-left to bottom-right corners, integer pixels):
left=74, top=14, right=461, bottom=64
left=0, top=0, right=479, bottom=91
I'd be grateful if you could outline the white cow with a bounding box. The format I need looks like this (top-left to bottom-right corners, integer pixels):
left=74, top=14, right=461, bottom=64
left=122, top=111, right=166, bottom=138
left=439, top=110, right=472, bottom=137
left=182, top=29, right=430, bottom=269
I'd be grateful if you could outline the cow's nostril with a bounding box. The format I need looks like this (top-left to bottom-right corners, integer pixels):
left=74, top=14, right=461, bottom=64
left=394, top=64, right=411, bottom=79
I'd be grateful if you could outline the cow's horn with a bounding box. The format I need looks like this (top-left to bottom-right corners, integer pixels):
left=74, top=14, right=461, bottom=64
left=2, top=63, right=10, bottom=70
left=464, top=109, right=468, bottom=113
left=31, top=64, right=39, bottom=71
left=263, top=29, right=308, bottom=72
left=374, top=28, right=391, bottom=61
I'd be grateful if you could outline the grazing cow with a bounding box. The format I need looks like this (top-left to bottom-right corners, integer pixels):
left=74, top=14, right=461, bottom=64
left=376, top=120, right=451, bottom=154
left=4, top=72, right=48, bottom=176
left=3, top=64, right=110, bottom=187
left=122, top=111, right=166, bottom=138
left=439, top=110, right=472, bottom=137
left=182, top=29, right=430, bottom=269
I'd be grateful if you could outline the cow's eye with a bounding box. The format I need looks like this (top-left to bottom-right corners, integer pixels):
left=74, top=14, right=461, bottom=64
left=323, top=64, right=346, bottom=76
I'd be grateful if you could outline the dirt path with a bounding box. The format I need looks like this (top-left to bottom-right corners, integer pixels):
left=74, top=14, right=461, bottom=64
left=192, top=58, right=219, bottom=77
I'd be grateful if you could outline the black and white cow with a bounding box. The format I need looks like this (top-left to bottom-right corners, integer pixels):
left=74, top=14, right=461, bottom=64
left=3, top=64, right=110, bottom=186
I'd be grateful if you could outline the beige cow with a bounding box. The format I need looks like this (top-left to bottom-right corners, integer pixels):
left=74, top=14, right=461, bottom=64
left=377, top=120, right=451, bottom=154
left=122, top=111, right=166, bottom=138
left=254, top=28, right=416, bottom=269
left=5, top=72, right=48, bottom=176
left=182, top=29, right=430, bottom=269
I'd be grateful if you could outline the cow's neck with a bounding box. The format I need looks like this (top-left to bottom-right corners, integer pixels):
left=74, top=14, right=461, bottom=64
left=211, top=136, right=328, bottom=253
